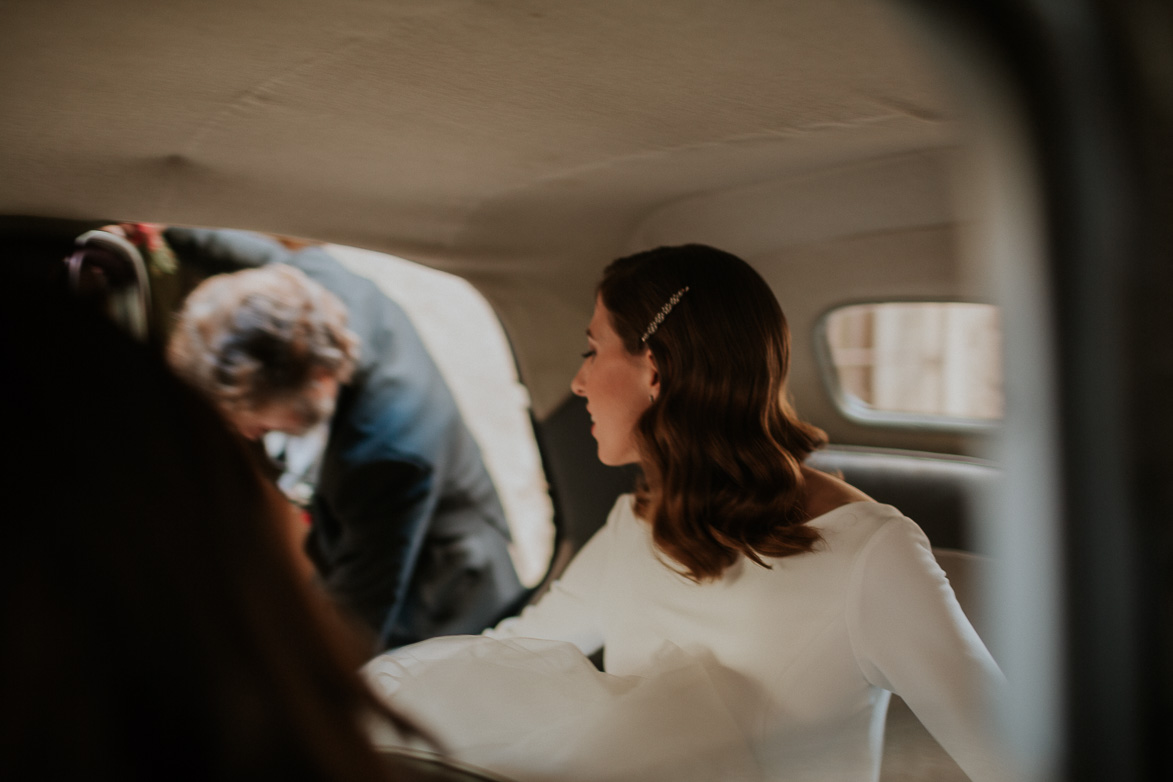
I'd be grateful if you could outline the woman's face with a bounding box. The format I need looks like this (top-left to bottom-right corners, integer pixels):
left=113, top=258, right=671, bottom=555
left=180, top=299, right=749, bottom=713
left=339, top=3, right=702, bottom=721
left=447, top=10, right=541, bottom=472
left=571, top=296, right=657, bottom=466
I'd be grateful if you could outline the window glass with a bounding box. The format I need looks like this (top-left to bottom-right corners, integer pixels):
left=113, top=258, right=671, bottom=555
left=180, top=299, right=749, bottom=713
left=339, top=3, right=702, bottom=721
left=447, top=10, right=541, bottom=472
left=818, top=302, right=1002, bottom=428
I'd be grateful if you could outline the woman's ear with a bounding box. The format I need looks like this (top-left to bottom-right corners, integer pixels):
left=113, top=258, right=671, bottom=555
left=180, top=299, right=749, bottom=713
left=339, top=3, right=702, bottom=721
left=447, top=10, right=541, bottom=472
left=645, top=348, right=660, bottom=396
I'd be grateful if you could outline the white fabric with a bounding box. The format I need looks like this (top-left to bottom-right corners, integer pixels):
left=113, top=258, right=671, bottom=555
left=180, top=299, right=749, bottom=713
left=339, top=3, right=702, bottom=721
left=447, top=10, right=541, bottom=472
left=264, top=421, right=329, bottom=507
left=365, top=498, right=1007, bottom=782
left=366, top=635, right=763, bottom=782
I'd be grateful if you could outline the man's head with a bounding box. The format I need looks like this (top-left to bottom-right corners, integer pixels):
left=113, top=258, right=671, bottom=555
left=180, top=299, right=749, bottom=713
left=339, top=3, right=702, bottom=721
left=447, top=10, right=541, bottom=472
left=168, top=265, right=359, bottom=439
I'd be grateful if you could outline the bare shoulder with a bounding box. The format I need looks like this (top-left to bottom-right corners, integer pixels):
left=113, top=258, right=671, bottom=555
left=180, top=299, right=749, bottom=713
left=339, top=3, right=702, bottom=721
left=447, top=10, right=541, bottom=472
left=800, top=465, right=874, bottom=520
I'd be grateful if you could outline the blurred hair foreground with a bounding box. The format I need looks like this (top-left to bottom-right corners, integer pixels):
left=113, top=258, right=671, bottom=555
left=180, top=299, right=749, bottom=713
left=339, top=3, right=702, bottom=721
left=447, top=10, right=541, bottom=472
left=0, top=284, right=429, bottom=780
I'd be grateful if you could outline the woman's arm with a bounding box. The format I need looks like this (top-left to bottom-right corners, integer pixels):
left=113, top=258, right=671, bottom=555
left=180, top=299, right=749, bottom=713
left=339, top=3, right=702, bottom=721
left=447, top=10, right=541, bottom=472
left=847, top=515, right=1011, bottom=782
left=485, top=496, right=631, bottom=656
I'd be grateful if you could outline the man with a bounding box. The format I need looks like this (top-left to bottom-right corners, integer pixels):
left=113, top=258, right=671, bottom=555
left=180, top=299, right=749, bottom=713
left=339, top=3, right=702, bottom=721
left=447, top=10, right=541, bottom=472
left=166, top=228, right=525, bottom=649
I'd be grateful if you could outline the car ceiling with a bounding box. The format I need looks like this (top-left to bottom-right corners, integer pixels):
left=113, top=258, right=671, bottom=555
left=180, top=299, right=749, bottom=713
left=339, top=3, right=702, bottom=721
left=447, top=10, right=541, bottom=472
left=0, top=0, right=966, bottom=444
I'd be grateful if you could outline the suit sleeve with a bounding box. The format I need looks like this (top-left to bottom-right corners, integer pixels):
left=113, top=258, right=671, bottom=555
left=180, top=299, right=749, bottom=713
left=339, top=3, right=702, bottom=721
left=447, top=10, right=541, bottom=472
left=318, top=455, right=438, bottom=642
left=847, top=517, right=1012, bottom=782
left=164, top=227, right=290, bottom=272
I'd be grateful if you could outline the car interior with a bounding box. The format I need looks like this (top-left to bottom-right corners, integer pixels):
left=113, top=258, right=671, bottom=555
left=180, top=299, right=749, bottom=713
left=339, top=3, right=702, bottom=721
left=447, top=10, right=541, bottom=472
left=3, top=0, right=1169, bottom=779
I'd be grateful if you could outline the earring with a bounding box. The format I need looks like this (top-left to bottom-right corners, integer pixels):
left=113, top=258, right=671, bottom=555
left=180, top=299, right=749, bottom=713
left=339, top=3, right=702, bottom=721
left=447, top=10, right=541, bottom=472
left=649, top=393, right=655, bottom=403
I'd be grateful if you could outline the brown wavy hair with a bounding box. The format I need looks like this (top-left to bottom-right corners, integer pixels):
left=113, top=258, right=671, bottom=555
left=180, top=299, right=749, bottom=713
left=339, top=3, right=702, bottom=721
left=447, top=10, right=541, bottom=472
left=168, top=264, right=359, bottom=419
left=598, top=245, right=828, bottom=581
left=2, top=286, right=427, bottom=780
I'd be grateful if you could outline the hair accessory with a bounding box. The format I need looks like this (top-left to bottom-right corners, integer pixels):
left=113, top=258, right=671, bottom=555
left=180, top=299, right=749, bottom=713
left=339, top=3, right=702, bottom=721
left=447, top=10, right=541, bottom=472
left=641, top=286, right=690, bottom=343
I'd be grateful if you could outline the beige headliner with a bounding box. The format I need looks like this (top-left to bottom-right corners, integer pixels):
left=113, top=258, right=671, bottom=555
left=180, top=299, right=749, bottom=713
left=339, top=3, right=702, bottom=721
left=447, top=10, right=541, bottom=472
left=1, top=0, right=963, bottom=441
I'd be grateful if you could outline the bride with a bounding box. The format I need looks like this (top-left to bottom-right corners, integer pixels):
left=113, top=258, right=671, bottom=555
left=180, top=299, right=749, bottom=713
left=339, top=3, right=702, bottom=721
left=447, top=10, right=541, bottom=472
left=366, top=244, right=1007, bottom=782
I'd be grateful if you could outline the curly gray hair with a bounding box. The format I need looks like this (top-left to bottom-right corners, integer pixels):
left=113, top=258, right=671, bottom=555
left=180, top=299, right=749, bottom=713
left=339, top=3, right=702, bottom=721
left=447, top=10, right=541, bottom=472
left=168, top=265, right=359, bottom=418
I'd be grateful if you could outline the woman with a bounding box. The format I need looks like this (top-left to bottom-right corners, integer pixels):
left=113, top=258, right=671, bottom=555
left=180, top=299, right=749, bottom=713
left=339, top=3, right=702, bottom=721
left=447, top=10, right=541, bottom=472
left=370, top=241, right=1004, bottom=778
left=0, top=284, right=479, bottom=781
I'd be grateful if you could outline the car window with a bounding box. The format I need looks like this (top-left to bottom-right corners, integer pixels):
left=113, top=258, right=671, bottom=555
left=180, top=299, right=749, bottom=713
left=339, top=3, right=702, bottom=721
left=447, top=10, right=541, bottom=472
left=816, top=301, right=1002, bottom=430
left=328, top=244, right=555, bottom=587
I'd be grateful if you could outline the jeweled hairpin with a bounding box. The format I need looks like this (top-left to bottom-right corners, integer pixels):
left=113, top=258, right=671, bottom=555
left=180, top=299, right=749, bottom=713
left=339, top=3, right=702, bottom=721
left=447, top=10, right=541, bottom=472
left=641, top=286, right=690, bottom=343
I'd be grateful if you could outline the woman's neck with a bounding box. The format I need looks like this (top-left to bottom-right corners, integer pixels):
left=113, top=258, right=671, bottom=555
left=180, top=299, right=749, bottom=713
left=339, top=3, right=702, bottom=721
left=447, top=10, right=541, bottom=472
left=799, top=465, right=873, bottom=520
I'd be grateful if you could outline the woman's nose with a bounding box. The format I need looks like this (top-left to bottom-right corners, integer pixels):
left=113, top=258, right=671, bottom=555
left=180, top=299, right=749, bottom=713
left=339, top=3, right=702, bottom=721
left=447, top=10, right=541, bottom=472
left=570, top=365, right=586, bottom=397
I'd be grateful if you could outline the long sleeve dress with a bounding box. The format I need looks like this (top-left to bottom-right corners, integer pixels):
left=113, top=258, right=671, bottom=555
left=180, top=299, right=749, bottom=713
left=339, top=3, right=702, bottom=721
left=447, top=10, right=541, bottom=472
left=368, top=496, right=1008, bottom=781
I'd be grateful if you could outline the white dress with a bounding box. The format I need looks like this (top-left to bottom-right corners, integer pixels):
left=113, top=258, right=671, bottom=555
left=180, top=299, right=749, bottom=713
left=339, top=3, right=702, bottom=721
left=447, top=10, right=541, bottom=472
left=365, top=497, right=1007, bottom=782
